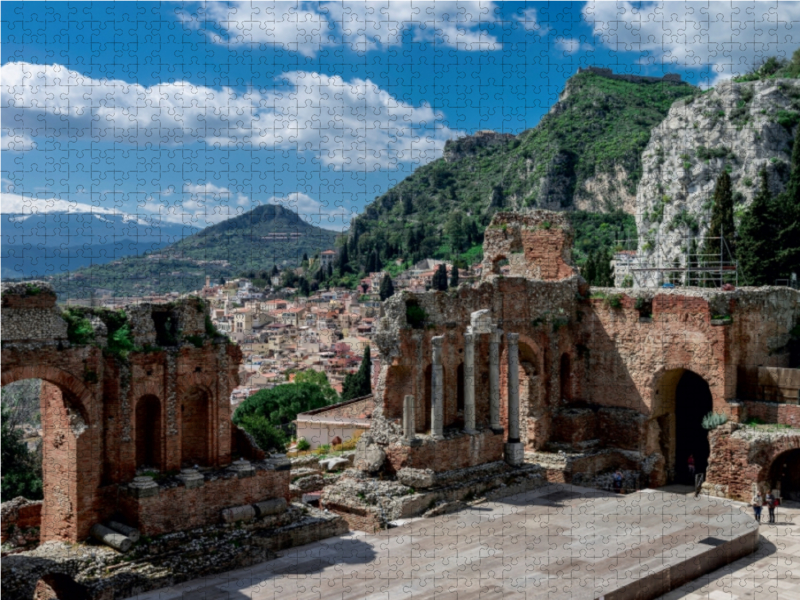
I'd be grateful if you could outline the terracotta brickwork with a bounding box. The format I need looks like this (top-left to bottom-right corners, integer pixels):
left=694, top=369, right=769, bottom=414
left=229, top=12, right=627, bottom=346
left=119, top=468, right=291, bottom=536
left=0, top=283, right=290, bottom=545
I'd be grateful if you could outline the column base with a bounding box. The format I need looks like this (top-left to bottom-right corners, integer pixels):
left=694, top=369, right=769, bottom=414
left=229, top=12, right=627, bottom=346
left=505, top=442, right=524, bottom=466
left=490, top=426, right=505, bottom=436
left=401, top=438, right=423, bottom=447
left=463, top=428, right=479, bottom=436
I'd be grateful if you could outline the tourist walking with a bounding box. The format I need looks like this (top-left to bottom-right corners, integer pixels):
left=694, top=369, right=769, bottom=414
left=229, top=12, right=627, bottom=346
left=752, top=490, right=763, bottom=522
left=687, top=455, right=695, bottom=480
left=765, top=491, right=777, bottom=524
left=613, top=470, right=623, bottom=494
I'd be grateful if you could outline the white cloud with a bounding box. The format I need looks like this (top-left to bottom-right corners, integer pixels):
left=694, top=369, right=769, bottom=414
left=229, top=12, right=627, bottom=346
left=1, top=62, right=459, bottom=169
left=186, top=1, right=501, bottom=54
left=0, top=192, right=157, bottom=225
left=583, top=1, right=800, bottom=84
left=513, top=7, right=550, bottom=35
left=554, top=37, right=591, bottom=55
left=267, top=192, right=351, bottom=231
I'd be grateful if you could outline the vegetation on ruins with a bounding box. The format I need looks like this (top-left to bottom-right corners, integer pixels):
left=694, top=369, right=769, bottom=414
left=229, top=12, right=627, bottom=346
left=702, top=411, right=729, bottom=430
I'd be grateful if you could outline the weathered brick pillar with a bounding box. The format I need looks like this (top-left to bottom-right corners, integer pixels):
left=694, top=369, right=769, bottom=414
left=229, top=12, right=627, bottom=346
left=431, top=336, right=445, bottom=440
left=464, top=331, right=477, bottom=434
left=489, top=327, right=503, bottom=433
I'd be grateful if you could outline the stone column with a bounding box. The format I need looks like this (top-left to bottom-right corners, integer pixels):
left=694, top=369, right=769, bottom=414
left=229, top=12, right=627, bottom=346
left=403, top=394, right=419, bottom=445
left=504, top=332, right=524, bottom=466
left=431, top=336, right=445, bottom=440
left=506, top=333, right=520, bottom=443
left=463, top=330, right=477, bottom=434
left=489, top=327, right=503, bottom=433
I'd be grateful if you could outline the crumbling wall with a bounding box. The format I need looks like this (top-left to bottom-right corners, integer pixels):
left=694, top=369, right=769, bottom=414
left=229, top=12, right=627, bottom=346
left=481, top=211, right=576, bottom=281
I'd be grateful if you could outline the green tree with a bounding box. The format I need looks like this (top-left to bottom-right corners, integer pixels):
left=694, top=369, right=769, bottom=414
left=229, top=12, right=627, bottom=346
left=686, top=238, right=699, bottom=286
left=701, top=170, right=735, bottom=285
left=445, top=212, right=466, bottom=253
left=293, top=369, right=339, bottom=404
left=774, top=133, right=800, bottom=280
left=379, top=273, right=395, bottom=301
left=233, top=381, right=334, bottom=443
left=1, top=403, right=43, bottom=502
left=238, top=414, right=287, bottom=452
left=337, top=242, right=350, bottom=274
left=342, top=346, right=372, bottom=401
left=449, top=264, right=459, bottom=288
left=432, top=264, right=448, bottom=291
left=738, top=169, right=782, bottom=285
left=583, top=251, right=597, bottom=284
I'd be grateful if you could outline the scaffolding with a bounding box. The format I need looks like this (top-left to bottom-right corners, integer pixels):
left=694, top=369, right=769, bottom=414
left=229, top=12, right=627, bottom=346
left=613, top=230, right=738, bottom=289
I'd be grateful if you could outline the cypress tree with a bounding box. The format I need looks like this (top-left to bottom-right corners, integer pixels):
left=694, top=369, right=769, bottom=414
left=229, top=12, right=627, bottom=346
left=738, top=169, right=779, bottom=285
left=701, top=171, right=735, bottom=286
left=449, top=264, right=459, bottom=288
left=379, top=273, right=395, bottom=300
left=432, top=264, right=448, bottom=291
left=583, top=251, right=597, bottom=285
left=337, top=243, right=349, bottom=274
left=774, top=135, right=800, bottom=280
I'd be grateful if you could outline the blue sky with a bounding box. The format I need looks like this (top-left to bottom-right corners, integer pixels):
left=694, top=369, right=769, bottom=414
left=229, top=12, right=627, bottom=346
left=2, top=1, right=798, bottom=232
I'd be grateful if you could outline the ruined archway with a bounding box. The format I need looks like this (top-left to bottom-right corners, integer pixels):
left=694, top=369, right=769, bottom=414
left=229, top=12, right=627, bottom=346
left=519, top=343, right=544, bottom=450
left=181, top=386, right=210, bottom=466
left=1, top=368, right=94, bottom=543
left=33, top=572, right=90, bottom=600
left=135, top=395, right=162, bottom=469
left=652, top=368, right=713, bottom=484
left=767, top=448, right=800, bottom=501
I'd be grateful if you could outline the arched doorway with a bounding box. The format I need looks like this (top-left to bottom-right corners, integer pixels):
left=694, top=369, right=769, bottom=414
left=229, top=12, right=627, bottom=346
left=768, top=449, right=800, bottom=501
left=135, top=395, right=162, bottom=469
left=0, top=369, right=94, bottom=542
left=674, top=371, right=712, bottom=484
left=520, top=344, right=543, bottom=450
left=33, top=572, right=90, bottom=600
left=181, top=387, right=209, bottom=467
left=653, top=368, right=713, bottom=484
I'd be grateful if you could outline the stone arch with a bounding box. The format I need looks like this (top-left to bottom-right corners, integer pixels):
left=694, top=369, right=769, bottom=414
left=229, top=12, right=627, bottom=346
left=181, top=385, right=211, bottom=466
left=519, top=342, right=545, bottom=450
left=765, top=447, right=800, bottom=501
left=1, top=367, right=97, bottom=543
left=383, top=365, right=413, bottom=420
left=491, top=255, right=509, bottom=275
left=135, top=395, right=162, bottom=469
left=651, top=367, right=713, bottom=484
left=33, top=572, right=90, bottom=600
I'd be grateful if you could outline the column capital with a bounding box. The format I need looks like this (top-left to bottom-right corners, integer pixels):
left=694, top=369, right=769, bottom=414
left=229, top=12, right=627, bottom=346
left=431, top=335, right=444, bottom=365
left=464, top=331, right=475, bottom=343
left=490, top=327, right=503, bottom=344
left=506, top=332, right=520, bottom=345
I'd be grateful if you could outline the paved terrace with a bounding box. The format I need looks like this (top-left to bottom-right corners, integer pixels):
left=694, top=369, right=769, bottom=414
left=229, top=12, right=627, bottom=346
left=134, top=484, right=762, bottom=600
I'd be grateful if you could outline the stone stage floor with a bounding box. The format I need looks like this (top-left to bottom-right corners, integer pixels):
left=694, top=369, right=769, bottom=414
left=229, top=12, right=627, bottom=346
left=133, top=484, right=759, bottom=600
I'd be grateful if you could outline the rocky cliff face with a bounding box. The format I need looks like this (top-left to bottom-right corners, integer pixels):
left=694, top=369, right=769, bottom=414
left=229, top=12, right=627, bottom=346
left=635, top=79, right=800, bottom=286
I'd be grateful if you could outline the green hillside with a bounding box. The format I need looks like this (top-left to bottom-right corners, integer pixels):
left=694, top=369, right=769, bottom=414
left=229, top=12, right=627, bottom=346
left=345, top=71, right=697, bottom=271
left=49, top=205, right=339, bottom=298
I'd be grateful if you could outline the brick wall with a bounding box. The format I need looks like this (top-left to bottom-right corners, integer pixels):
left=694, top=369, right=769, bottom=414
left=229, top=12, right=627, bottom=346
left=1, top=498, right=42, bottom=543
left=742, top=401, right=800, bottom=427
left=119, top=469, right=291, bottom=536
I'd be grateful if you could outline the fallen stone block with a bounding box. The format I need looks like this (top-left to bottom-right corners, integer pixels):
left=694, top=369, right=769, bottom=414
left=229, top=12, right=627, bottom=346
left=320, top=457, right=350, bottom=472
